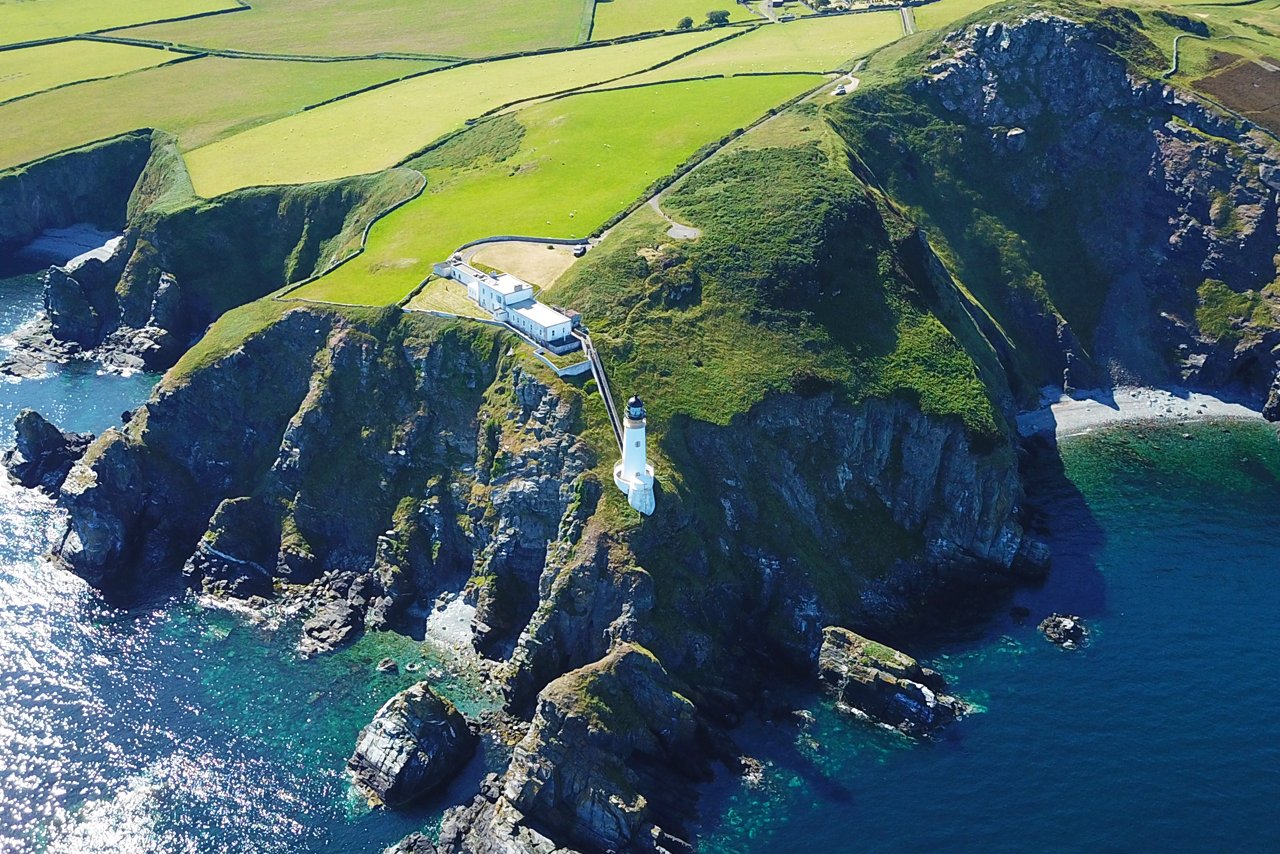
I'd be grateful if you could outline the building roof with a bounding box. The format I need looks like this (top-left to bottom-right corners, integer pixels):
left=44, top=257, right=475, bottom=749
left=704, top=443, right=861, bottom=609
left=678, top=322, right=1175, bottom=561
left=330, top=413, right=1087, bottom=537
left=492, top=272, right=532, bottom=296
left=512, top=299, right=572, bottom=330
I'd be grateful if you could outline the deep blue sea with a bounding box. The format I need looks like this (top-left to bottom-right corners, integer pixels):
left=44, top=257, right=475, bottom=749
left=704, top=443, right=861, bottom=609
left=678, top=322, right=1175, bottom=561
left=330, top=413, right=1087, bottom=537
left=0, top=267, right=1277, bottom=852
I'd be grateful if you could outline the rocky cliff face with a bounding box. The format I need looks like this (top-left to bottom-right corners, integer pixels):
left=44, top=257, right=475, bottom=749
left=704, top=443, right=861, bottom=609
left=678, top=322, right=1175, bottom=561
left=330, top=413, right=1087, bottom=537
left=55, top=306, right=591, bottom=648
left=0, top=131, right=154, bottom=254
left=434, top=644, right=705, bottom=854
left=838, top=12, right=1280, bottom=410
left=26, top=10, right=1280, bottom=853
left=2, top=409, right=93, bottom=495
left=2, top=132, right=421, bottom=374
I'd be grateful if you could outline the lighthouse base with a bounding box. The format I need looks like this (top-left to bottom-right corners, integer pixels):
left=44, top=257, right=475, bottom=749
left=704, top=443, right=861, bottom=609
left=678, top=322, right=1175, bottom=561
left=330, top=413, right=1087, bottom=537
left=612, top=461, right=655, bottom=515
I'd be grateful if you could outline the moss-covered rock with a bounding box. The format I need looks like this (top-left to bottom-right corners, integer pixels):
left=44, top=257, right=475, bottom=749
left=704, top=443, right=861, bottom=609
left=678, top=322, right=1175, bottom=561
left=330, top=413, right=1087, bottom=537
left=817, top=625, right=967, bottom=734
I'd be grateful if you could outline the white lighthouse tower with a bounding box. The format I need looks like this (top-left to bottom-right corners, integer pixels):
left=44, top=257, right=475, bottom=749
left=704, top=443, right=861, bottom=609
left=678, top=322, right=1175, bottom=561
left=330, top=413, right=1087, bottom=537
left=612, top=395, right=655, bottom=515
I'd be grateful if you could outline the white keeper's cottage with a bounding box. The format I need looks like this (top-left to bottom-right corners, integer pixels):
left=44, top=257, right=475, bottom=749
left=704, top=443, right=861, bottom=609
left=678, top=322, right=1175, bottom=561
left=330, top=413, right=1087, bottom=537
left=433, top=259, right=577, bottom=349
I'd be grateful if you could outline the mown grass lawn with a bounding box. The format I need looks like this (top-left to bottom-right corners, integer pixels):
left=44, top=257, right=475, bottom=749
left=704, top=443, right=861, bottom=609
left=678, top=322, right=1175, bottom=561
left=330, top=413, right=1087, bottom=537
left=0, top=40, right=182, bottom=104
left=183, top=29, right=731, bottom=196
left=402, top=278, right=489, bottom=317
left=601, top=10, right=904, bottom=84
left=118, top=0, right=595, bottom=59
left=289, top=74, right=817, bottom=305
left=0, top=0, right=237, bottom=46
left=0, top=55, right=436, bottom=170
left=590, top=0, right=756, bottom=41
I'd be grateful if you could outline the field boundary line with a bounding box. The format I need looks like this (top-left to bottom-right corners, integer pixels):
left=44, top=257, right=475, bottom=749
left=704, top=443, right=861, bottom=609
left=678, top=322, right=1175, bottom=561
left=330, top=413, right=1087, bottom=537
left=386, top=27, right=754, bottom=169
left=0, top=50, right=202, bottom=109
left=581, top=0, right=600, bottom=43
left=292, top=71, right=830, bottom=308
left=82, top=33, right=464, bottom=64
left=590, top=73, right=832, bottom=238
left=286, top=26, right=750, bottom=118
left=0, top=128, right=158, bottom=180
left=0, top=2, right=250, bottom=52
left=274, top=169, right=428, bottom=299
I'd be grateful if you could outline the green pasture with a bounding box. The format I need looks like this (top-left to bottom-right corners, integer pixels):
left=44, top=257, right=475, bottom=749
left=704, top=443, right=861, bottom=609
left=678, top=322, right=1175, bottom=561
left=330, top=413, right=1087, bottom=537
left=289, top=74, right=817, bottom=305
left=183, top=29, right=731, bottom=196
left=914, top=0, right=1008, bottom=31
left=0, top=55, right=435, bottom=170
left=0, top=39, right=179, bottom=104
left=119, top=0, right=594, bottom=58
left=0, top=0, right=237, bottom=46
left=590, top=0, right=757, bottom=40
left=599, top=10, right=904, bottom=84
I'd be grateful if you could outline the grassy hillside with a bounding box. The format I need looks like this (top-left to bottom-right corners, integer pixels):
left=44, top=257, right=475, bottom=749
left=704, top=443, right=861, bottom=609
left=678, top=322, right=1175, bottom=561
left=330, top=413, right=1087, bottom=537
left=117, top=0, right=595, bottom=58
left=0, top=54, right=437, bottom=170
left=290, top=74, right=817, bottom=304
left=547, top=107, right=1004, bottom=442
left=0, top=0, right=237, bottom=46
left=183, top=28, right=731, bottom=196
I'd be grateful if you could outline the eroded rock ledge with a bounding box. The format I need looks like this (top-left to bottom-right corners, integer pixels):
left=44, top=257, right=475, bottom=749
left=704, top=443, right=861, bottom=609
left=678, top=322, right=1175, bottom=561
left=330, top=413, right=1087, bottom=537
left=818, top=626, right=966, bottom=735
left=2, top=409, right=93, bottom=495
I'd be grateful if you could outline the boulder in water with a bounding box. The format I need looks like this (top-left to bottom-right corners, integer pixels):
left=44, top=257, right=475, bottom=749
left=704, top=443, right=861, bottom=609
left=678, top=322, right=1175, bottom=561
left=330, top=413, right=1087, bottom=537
left=1039, top=613, right=1088, bottom=648
left=2, top=409, right=94, bottom=495
left=348, top=681, right=476, bottom=807
left=818, top=626, right=967, bottom=735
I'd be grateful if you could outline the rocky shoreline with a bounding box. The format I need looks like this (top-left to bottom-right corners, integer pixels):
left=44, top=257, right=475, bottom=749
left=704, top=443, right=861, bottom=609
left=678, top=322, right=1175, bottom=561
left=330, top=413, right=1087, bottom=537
left=1, top=5, right=1278, bottom=853
left=1017, top=386, right=1269, bottom=440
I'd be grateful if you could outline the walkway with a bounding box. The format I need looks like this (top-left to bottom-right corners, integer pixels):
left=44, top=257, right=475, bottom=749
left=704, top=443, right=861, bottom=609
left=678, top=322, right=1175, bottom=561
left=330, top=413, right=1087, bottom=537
left=575, top=328, right=624, bottom=452
left=900, top=6, right=917, bottom=36
left=647, top=195, right=701, bottom=240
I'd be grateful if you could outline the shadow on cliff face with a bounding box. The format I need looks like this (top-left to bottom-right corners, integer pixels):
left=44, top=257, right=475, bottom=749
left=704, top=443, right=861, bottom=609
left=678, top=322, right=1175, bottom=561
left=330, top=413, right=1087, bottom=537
left=871, top=428, right=1108, bottom=655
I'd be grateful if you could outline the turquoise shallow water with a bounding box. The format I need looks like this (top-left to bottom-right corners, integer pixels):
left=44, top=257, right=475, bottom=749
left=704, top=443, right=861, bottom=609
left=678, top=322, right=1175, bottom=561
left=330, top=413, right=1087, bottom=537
left=0, top=273, right=490, bottom=852
left=699, top=421, right=1280, bottom=852
left=2, top=264, right=1278, bottom=852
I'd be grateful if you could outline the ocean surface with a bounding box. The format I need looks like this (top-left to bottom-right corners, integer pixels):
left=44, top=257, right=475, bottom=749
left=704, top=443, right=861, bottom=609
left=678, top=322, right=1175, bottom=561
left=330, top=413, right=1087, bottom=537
left=0, top=265, right=1277, bottom=852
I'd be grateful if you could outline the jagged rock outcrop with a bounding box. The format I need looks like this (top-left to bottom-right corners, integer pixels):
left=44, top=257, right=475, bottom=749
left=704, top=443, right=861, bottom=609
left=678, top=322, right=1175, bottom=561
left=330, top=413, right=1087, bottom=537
left=44, top=235, right=131, bottom=348
left=817, top=626, right=966, bottom=734
left=843, top=12, right=1280, bottom=410
left=348, top=681, right=476, bottom=807
left=434, top=644, right=704, bottom=854
left=2, top=409, right=93, bottom=495
left=55, top=305, right=591, bottom=654
left=501, top=526, right=655, bottom=711
left=1039, top=613, right=1089, bottom=649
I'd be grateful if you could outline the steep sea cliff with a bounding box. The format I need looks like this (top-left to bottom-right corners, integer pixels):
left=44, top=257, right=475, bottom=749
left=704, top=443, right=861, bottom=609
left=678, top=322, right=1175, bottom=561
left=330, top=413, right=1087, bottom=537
left=0, top=3, right=1277, bottom=852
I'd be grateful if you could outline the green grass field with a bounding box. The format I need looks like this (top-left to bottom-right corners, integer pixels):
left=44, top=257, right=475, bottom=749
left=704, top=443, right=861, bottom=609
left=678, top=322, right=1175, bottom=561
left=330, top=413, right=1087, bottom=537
left=590, top=0, right=756, bottom=40
left=598, top=11, right=904, bottom=84
left=0, top=0, right=239, bottom=46
left=183, top=29, right=732, bottom=196
left=0, top=55, right=436, bottom=170
left=0, top=39, right=181, bottom=104
left=914, top=0, right=1008, bottom=31
left=119, top=0, right=594, bottom=58
left=288, top=74, right=816, bottom=305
